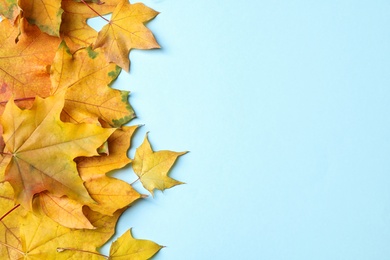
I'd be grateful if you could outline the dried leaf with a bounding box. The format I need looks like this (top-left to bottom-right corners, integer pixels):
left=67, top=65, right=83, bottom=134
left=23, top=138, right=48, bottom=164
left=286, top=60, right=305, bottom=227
left=109, top=229, right=163, bottom=260
left=18, top=0, right=63, bottom=36
left=94, top=0, right=160, bottom=71
left=61, top=0, right=120, bottom=52
left=21, top=208, right=123, bottom=259
left=133, top=134, right=187, bottom=195
left=0, top=0, right=19, bottom=22
left=35, top=192, right=94, bottom=229
left=50, top=41, right=135, bottom=126
left=0, top=92, right=115, bottom=210
left=77, top=126, right=141, bottom=215
left=0, top=18, right=61, bottom=114
left=0, top=182, right=25, bottom=260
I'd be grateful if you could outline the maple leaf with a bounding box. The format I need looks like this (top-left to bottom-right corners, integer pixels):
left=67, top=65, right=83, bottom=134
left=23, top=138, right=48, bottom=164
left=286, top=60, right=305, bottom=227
left=0, top=0, right=19, bottom=22
left=109, top=229, right=163, bottom=259
left=0, top=18, right=61, bottom=115
left=20, top=208, right=123, bottom=259
left=0, top=182, right=25, bottom=260
left=18, top=0, right=63, bottom=36
left=77, top=126, right=141, bottom=216
left=61, top=0, right=120, bottom=52
left=34, top=192, right=94, bottom=229
left=132, top=134, right=187, bottom=195
left=94, top=0, right=160, bottom=71
left=50, top=41, right=135, bottom=127
left=0, top=92, right=115, bottom=210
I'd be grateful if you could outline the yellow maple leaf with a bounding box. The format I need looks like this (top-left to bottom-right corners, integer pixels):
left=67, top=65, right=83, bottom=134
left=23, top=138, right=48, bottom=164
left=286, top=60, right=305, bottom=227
left=61, top=0, right=120, bottom=52
left=133, top=134, right=187, bottom=195
left=50, top=41, right=135, bottom=127
left=24, top=127, right=140, bottom=228
left=0, top=92, right=115, bottom=211
left=18, top=0, right=63, bottom=36
left=109, top=229, right=163, bottom=260
left=94, top=0, right=160, bottom=71
left=20, top=208, right=123, bottom=259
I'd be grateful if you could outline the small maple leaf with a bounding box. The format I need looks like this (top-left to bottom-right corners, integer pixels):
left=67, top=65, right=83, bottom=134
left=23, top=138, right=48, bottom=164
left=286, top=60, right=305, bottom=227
left=18, top=0, right=63, bottom=36
left=94, top=0, right=160, bottom=71
left=132, top=134, right=187, bottom=195
left=109, top=229, right=163, bottom=259
left=0, top=92, right=115, bottom=210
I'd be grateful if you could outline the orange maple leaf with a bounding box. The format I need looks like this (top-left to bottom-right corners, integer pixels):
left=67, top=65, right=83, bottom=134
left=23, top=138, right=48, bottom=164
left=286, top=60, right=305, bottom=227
left=94, top=0, right=160, bottom=71
left=0, top=92, right=115, bottom=210
left=0, top=18, right=61, bottom=115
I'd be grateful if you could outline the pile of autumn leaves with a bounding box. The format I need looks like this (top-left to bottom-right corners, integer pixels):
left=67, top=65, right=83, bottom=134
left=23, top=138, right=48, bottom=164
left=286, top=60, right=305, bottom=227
left=0, top=0, right=186, bottom=259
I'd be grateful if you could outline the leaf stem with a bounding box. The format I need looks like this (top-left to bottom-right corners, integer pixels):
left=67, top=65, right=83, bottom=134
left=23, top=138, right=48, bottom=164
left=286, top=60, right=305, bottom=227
left=57, top=247, right=109, bottom=259
left=0, top=241, right=25, bottom=256
left=130, top=177, right=140, bottom=185
left=80, top=0, right=110, bottom=23
left=0, top=204, right=20, bottom=222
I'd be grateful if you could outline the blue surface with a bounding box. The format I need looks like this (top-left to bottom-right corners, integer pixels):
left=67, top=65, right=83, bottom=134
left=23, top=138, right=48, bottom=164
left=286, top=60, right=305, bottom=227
left=92, top=1, right=390, bottom=259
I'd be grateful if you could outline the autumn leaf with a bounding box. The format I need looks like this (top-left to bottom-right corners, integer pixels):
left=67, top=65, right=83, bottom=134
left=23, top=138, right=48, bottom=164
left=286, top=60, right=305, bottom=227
left=77, top=126, right=142, bottom=216
left=50, top=41, right=135, bottom=127
left=61, top=0, right=120, bottom=52
left=34, top=192, right=94, bottom=229
left=109, top=229, right=163, bottom=260
left=94, top=0, right=160, bottom=71
left=0, top=1, right=185, bottom=258
left=21, top=208, right=123, bottom=259
left=0, top=0, right=19, bottom=22
left=0, top=182, right=25, bottom=260
left=0, top=92, right=115, bottom=210
left=18, top=0, right=63, bottom=36
left=0, top=18, right=61, bottom=115
left=133, top=134, right=187, bottom=195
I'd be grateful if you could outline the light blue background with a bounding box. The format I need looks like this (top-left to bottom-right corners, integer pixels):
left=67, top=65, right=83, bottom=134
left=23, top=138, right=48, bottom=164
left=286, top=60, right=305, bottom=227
left=92, top=1, right=390, bottom=259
